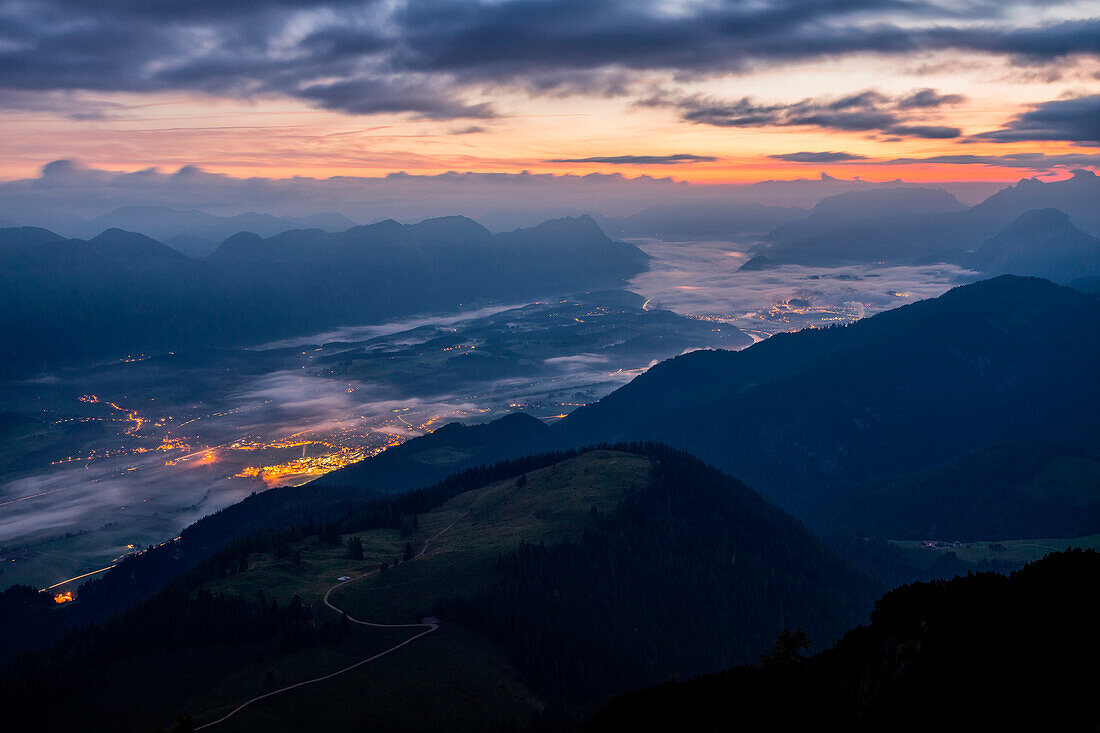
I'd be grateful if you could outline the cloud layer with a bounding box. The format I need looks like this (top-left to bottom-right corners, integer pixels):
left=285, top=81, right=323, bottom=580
left=1, top=1, right=1097, bottom=119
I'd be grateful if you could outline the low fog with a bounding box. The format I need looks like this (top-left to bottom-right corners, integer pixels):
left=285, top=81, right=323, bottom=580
left=628, top=239, right=979, bottom=330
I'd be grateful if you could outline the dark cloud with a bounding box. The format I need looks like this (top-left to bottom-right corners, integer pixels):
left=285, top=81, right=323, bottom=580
left=298, top=78, right=496, bottom=119
left=972, top=94, right=1100, bottom=146
left=647, top=88, right=963, bottom=138
left=883, top=125, right=962, bottom=139
left=769, top=151, right=869, bottom=163
left=0, top=89, right=124, bottom=120
left=547, top=154, right=718, bottom=165
left=884, top=152, right=1100, bottom=169
left=896, top=88, right=967, bottom=108
left=0, top=1, right=1095, bottom=119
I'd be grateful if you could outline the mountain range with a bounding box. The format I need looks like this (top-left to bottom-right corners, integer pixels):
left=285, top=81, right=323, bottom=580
left=13, top=206, right=359, bottom=258
left=0, top=215, right=648, bottom=373
left=759, top=170, right=1100, bottom=271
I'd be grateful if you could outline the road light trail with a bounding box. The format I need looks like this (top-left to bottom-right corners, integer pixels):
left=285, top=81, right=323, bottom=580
left=43, top=564, right=117, bottom=590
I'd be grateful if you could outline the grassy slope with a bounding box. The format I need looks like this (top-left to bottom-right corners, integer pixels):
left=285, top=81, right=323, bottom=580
left=181, top=450, right=649, bottom=730
left=335, top=450, right=648, bottom=620
left=890, top=534, right=1100, bottom=570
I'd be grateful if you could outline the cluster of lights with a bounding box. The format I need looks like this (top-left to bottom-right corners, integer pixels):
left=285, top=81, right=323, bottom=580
left=234, top=446, right=370, bottom=485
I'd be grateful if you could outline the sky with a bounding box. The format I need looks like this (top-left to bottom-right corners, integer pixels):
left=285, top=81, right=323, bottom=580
left=1, top=0, right=1099, bottom=186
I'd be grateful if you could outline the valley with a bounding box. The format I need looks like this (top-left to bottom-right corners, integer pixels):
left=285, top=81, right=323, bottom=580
left=0, top=242, right=977, bottom=593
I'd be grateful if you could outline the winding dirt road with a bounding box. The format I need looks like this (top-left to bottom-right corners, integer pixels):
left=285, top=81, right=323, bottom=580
left=195, top=511, right=469, bottom=729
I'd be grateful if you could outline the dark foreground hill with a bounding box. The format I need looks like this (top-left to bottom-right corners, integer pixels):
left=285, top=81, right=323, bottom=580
left=590, top=549, right=1100, bottom=732
left=0, top=215, right=647, bottom=374
left=0, top=446, right=876, bottom=731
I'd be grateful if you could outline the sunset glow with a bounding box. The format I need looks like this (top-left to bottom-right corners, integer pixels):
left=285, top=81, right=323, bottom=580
left=1, top=3, right=1096, bottom=188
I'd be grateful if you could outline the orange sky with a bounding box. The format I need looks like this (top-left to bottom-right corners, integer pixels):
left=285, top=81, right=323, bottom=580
left=2, top=45, right=1097, bottom=184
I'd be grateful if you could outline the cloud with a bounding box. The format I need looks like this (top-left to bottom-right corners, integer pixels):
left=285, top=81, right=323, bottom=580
left=0, top=158, right=703, bottom=224
left=0, top=2, right=1096, bottom=119
left=883, top=152, right=1100, bottom=169
left=769, top=151, right=869, bottom=163
left=547, top=154, right=718, bottom=165
left=645, top=87, right=963, bottom=138
left=972, top=94, right=1100, bottom=146
left=883, top=125, right=962, bottom=139
left=896, top=89, right=967, bottom=109
left=297, top=78, right=496, bottom=120
left=0, top=89, right=126, bottom=120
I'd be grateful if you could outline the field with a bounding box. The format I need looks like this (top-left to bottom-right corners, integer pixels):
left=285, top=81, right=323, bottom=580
left=889, top=534, right=1100, bottom=571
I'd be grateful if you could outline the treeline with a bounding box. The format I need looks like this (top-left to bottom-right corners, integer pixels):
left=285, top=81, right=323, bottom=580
left=177, top=449, right=582, bottom=590
left=823, top=442, right=1100, bottom=541
left=589, top=549, right=1100, bottom=732
left=826, top=534, right=1020, bottom=589
left=0, top=587, right=327, bottom=733
left=441, top=445, right=878, bottom=708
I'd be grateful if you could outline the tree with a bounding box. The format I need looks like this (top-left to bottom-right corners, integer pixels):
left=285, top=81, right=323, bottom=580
left=403, top=542, right=415, bottom=562
left=761, top=628, right=811, bottom=666
left=347, top=535, right=363, bottom=561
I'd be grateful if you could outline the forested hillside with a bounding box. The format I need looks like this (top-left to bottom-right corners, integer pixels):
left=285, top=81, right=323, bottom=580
left=443, top=447, right=875, bottom=707
left=590, top=549, right=1100, bottom=732
left=562, top=276, right=1100, bottom=535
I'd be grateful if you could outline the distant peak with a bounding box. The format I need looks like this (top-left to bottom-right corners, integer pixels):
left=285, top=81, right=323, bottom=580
left=530, top=214, right=603, bottom=231
left=221, top=230, right=264, bottom=243
left=412, top=215, right=491, bottom=233
left=1012, top=208, right=1071, bottom=226
left=91, top=227, right=160, bottom=244
left=738, top=254, right=776, bottom=271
